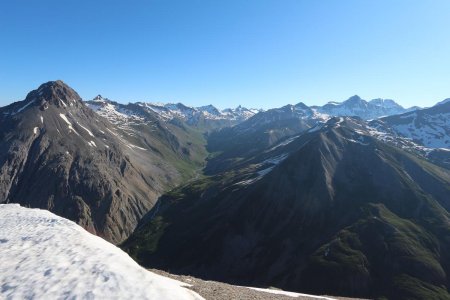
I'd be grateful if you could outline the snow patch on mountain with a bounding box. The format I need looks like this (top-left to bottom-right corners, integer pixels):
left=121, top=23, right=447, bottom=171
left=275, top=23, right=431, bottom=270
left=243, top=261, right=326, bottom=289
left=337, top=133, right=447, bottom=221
left=15, top=99, right=35, bottom=114
left=77, top=122, right=95, bottom=137
left=371, top=103, right=450, bottom=149
left=236, top=154, right=288, bottom=186
left=389, top=113, right=450, bottom=148
left=87, top=96, right=259, bottom=129
left=59, top=113, right=80, bottom=135
left=59, top=113, right=72, bottom=126
left=86, top=96, right=151, bottom=136
left=269, top=136, right=299, bottom=151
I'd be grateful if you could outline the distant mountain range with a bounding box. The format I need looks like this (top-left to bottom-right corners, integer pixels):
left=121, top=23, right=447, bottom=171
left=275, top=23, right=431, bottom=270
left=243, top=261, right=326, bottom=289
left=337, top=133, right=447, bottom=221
left=1, top=80, right=450, bottom=299
left=86, top=95, right=261, bottom=131
left=85, top=94, right=420, bottom=128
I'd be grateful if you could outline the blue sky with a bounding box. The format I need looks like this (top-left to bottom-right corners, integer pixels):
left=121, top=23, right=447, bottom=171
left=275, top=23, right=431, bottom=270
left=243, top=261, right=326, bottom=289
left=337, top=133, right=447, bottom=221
left=1, top=0, right=450, bottom=109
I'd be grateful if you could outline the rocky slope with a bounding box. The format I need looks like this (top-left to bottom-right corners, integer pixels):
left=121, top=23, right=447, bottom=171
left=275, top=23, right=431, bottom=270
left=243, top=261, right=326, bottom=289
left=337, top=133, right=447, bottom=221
left=123, top=117, right=450, bottom=300
left=0, top=81, right=201, bottom=244
left=152, top=269, right=364, bottom=300
left=85, top=95, right=208, bottom=180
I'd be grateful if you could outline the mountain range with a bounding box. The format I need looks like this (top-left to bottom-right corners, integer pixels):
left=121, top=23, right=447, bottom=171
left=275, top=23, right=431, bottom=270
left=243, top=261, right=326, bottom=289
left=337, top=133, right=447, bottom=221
left=85, top=94, right=419, bottom=128
left=86, top=95, right=261, bottom=131
left=1, top=80, right=450, bottom=299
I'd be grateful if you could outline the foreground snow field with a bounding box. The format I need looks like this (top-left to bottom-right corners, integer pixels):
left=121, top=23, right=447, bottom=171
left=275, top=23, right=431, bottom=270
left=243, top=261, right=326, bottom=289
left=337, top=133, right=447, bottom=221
left=0, top=204, right=204, bottom=300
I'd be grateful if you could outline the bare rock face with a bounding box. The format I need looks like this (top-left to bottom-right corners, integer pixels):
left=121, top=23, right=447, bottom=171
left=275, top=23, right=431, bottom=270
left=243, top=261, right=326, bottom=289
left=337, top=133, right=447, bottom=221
left=0, top=81, right=181, bottom=244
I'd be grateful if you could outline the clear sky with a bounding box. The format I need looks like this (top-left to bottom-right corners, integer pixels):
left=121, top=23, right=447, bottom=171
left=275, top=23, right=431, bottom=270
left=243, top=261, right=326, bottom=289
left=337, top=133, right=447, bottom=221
left=1, top=0, right=450, bottom=109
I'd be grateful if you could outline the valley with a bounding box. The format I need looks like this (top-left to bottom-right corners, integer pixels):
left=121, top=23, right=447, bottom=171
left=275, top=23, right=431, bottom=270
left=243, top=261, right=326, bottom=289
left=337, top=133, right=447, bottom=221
left=1, top=81, right=449, bottom=299
left=3, top=2, right=450, bottom=298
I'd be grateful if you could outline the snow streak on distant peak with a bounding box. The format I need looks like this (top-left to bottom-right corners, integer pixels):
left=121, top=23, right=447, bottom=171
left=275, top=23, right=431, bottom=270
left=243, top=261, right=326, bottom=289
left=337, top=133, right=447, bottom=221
left=142, top=101, right=261, bottom=121
left=86, top=95, right=261, bottom=125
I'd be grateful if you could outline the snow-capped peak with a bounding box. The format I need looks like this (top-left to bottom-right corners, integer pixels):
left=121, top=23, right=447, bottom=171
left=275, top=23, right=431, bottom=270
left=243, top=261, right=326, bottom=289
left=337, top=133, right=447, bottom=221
left=85, top=95, right=260, bottom=128
left=315, top=95, right=409, bottom=120
left=136, top=101, right=259, bottom=123
left=369, top=98, right=403, bottom=109
left=197, top=104, right=222, bottom=116
left=93, top=94, right=107, bottom=102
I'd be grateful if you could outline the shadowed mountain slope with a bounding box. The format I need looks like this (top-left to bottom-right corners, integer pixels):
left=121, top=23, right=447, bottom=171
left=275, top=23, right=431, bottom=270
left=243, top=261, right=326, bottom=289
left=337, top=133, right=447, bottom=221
left=123, top=117, right=450, bottom=299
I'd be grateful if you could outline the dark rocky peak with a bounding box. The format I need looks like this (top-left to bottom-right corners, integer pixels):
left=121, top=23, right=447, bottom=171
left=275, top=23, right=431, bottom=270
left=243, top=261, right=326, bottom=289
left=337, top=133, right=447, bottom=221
left=421, top=99, right=450, bottom=114
left=278, top=104, right=295, bottom=112
left=25, top=80, right=83, bottom=110
left=93, top=94, right=106, bottom=102
left=176, top=102, right=191, bottom=110
left=343, top=95, right=365, bottom=105
left=88, top=94, right=116, bottom=106
left=2, top=80, right=84, bottom=116
left=434, top=98, right=450, bottom=107
left=233, top=105, right=253, bottom=112
left=294, top=102, right=310, bottom=110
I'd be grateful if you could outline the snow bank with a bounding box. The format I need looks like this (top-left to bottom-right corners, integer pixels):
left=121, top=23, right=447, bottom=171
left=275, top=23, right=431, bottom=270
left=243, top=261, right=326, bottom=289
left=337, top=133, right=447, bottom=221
left=0, top=204, right=204, bottom=300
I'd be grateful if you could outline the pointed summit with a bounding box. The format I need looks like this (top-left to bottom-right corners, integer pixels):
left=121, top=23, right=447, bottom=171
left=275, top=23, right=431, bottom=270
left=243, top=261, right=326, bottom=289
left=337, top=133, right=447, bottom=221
left=93, top=94, right=104, bottom=101
left=198, top=104, right=221, bottom=116
left=26, top=80, right=82, bottom=109
left=294, top=101, right=309, bottom=110
left=344, top=95, right=364, bottom=103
